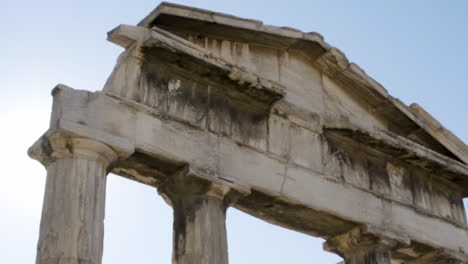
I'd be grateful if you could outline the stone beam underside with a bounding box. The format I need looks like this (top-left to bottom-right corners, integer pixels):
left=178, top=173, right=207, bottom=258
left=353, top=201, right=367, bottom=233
left=31, top=84, right=468, bottom=263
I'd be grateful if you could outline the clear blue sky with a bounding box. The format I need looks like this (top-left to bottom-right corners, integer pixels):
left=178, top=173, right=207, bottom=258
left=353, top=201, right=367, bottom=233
left=1, top=1, right=467, bottom=263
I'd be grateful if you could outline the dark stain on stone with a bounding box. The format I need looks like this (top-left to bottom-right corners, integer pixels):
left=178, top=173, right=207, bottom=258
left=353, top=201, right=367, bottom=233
left=235, top=189, right=355, bottom=238
left=139, top=67, right=170, bottom=112
left=112, top=151, right=186, bottom=185
left=158, top=174, right=225, bottom=261
left=141, top=46, right=282, bottom=105
left=65, top=139, right=74, bottom=155
left=139, top=47, right=270, bottom=144
left=367, top=157, right=390, bottom=195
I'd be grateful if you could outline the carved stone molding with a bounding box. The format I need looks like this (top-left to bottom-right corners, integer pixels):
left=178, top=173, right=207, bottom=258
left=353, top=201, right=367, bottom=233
left=324, top=225, right=410, bottom=264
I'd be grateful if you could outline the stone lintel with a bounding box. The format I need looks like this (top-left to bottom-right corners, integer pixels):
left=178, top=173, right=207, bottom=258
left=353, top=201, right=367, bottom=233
left=404, top=249, right=468, bottom=264
left=28, top=84, right=135, bottom=167
left=28, top=86, right=468, bottom=257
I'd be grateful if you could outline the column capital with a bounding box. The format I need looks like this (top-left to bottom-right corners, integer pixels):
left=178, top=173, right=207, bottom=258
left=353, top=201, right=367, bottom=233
left=28, top=132, right=119, bottom=167
left=324, top=225, right=410, bottom=262
left=158, top=168, right=245, bottom=207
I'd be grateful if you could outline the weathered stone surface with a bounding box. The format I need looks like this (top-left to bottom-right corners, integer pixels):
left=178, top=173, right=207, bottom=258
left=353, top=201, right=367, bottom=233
left=32, top=81, right=468, bottom=262
left=322, top=137, right=343, bottom=181
left=219, top=137, right=285, bottom=194
left=324, top=225, right=410, bottom=264
left=411, top=168, right=433, bottom=213
left=341, top=152, right=370, bottom=190
left=136, top=112, right=219, bottom=176
left=387, top=162, right=413, bottom=205
left=158, top=172, right=234, bottom=264
left=282, top=166, right=386, bottom=226
left=278, top=50, right=323, bottom=114
left=29, top=136, right=118, bottom=264
left=29, top=2, right=468, bottom=263
left=323, top=74, right=387, bottom=132
left=368, top=157, right=391, bottom=196
left=404, top=249, right=468, bottom=264
left=431, top=183, right=453, bottom=220
left=289, top=124, right=322, bottom=172
left=450, top=192, right=468, bottom=225
left=268, top=113, right=290, bottom=158
left=409, top=103, right=468, bottom=165
left=48, top=84, right=136, bottom=157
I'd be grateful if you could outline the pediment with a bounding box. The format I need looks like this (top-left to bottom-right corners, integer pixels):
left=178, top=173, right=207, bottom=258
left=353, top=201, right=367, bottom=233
left=132, top=2, right=467, bottom=165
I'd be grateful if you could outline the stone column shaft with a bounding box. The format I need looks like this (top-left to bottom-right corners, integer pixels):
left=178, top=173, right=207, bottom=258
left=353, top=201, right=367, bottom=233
left=172, top=196, right=228, bottom=264
left=343, top=248, right=391, bottom=264
left=30, top=136, right=118, bottom=264
left=159, top=172, right=237, bottom=264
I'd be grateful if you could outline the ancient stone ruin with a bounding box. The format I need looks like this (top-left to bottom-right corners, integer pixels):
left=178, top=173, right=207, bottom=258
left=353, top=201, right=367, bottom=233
left=29, top=2, right=468, bottom=264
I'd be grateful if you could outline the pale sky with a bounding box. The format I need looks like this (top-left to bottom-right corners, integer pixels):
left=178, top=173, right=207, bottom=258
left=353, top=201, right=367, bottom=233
left=1, top=1, right=467, bottom=263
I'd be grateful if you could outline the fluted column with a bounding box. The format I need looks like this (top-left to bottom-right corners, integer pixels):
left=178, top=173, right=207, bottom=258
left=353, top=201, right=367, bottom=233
left=158, top=171, right=240, bottom=264
left=29, top=135, right=118, bottom=264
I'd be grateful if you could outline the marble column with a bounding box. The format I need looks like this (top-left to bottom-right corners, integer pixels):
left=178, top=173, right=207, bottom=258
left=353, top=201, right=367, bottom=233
left=29, top=135, right=118, bottom=264
left=158, top=171, right=239, bottom=264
